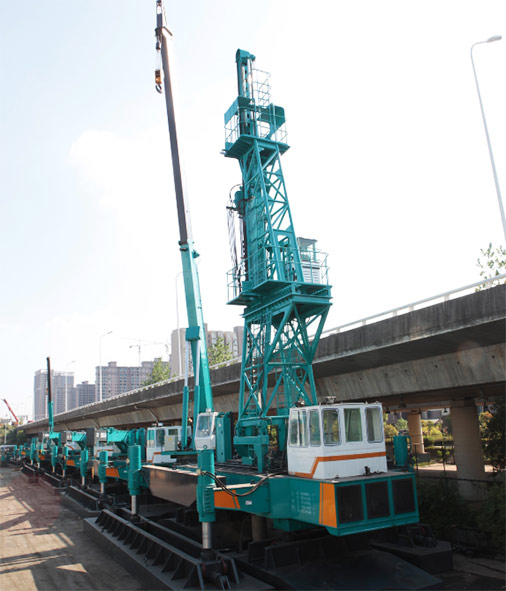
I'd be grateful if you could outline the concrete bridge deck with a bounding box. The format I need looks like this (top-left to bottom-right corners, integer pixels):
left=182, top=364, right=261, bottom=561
left=24, top=283, right=505, bottom=434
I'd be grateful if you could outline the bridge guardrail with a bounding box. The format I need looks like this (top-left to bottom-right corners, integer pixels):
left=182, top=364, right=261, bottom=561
left=33, top=274, right=505, bottom=423
left=320, top=273, right=506, bottom=338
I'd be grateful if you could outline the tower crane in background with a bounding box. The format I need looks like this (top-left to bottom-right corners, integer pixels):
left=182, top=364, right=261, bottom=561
left=2, top=398, right=19, bottom=425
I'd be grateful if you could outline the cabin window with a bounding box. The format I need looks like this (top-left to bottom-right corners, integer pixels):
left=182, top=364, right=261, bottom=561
left=168, top=428, right=179, bottom=437
left=156, top=429, right=165, bottom=447
left=323, top=409, right=340, bottom=445
left=288, top=409, right=308, bottom=447
left=196, top=414, right=212, bottom=437
left=309, top=410, right=321, bottom=446
left=344, top=408, right=363, bottom=442
left=366, top=407, right=383, bottom=443
left=299, top=410, right=308, bottom=447
left=289, top=414, right=298, bottom=446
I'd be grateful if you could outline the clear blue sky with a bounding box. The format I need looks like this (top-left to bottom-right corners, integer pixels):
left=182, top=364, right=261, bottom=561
left=1, top=1, right=504, bottom=418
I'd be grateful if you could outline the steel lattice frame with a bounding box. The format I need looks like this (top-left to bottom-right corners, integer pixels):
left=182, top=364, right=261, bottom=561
left=225, top=50, right=332, bottom=469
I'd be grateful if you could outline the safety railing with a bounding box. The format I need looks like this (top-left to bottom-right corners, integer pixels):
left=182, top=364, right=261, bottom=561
left=225, top=109, right=288, bottom=148
left=224, top=67, right=288, bottom=149
left=227, top=246, right=330, bottom=302
left=46, top=274, right=504, bottom=413
left=320, top=273, right=506, bottom=338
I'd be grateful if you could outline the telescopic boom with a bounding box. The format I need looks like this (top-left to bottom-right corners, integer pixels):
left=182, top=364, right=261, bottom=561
left=155, top=1, right=213, bottom=447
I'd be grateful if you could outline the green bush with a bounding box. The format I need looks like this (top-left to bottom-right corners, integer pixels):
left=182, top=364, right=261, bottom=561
left=482, top=400, right=505, bottom=473
left=417, top=479, right=505, bottom=555
left=475, top=483, right=505, bottom=555
left=417, top=479, right=476, bottom=539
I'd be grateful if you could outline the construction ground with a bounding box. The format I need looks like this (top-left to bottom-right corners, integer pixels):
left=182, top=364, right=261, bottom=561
left=0, top=465, right=504, bottom=591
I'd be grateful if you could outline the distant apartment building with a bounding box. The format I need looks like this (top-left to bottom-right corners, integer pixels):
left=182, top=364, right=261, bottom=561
left=33, top=369, right=76, bottom=420
left=170, top=328, right=187, bottom=377
left=169, top=325, right=243, bottom=377
left=207, top=326, right=243, bottom=360
left=95, top=359, right=169, bottom=401
left=77, top=381, right=96, bottom=407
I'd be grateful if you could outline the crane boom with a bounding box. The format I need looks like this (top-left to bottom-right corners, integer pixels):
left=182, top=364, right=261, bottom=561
left=2, top=399, right=18, bottom=425
left=155, top=0, right=213, bottom=445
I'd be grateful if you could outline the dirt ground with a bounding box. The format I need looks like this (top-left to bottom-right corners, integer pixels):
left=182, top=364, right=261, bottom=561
left=0, top=465, right=143, bottom=591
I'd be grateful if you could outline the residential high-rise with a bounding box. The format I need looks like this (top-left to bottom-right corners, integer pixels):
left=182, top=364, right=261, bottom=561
left=232, top=325, right=244, bottom=358
left=95, top=359, right=169, bottom=401
left=170, top=325, right=243, bottom=377
left=207, top=327, right=243, bottom=361
left=77, top=381, right=96, bottom=407
left=33, top=370, right=47, bottom=421
left=33, top=369, right=75, bottom=420
left=170, top=327, right=187, bottom=377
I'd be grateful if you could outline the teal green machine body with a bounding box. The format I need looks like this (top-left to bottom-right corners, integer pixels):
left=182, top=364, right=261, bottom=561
left=224, top=50, right=332, bottom=472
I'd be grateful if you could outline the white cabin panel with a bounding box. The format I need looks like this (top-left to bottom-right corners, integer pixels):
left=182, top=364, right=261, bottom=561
left=287, top=403, right=388, bottom=479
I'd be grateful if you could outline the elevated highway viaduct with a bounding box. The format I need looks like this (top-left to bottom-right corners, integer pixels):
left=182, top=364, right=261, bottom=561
left=26, top=283, right=505, bottom=499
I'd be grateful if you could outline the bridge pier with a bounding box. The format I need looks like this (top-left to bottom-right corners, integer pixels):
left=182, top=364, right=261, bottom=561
left=407, top=411, right=425, bottom=454
left=451, top=400, right=487, bottom=501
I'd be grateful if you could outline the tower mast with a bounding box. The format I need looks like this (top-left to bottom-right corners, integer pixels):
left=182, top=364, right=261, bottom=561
left=224, top=50, right=332, bottom=471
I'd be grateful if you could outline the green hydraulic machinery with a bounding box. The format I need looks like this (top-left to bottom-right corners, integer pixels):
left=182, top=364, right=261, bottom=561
left=224, top=50, right=332, bottom=471
left=141, top=15, right=419, bottom=543
left=46, top=357, right=67, bottom=473
left=46, top=357, right=55, bottom=441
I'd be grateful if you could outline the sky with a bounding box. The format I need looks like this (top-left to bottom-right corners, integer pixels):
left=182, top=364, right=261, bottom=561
left=0, top=1, right=504, bottom=419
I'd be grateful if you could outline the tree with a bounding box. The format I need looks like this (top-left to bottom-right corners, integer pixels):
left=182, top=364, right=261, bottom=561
left=395, top=418, right=408, bottom=431
left=479, top=410, right=493, bottom=435
left=482, top=399, right=505, bottom=473
left=442, top=415, right=452, bottom=435
left=384, top=423, right=399, bottom=439
left=0, top=424, right=16, bottom=444
left=421, top=420, right=443, bottom=444
left=142, top=358, right=171, bottom=386
left=208, top=337, right=234, bottom=367
left=476, top=243, right=506, bottom=290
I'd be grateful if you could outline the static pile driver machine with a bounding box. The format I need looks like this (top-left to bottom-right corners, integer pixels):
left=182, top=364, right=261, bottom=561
left=12, top=3, right=449, bottom=588
left=140, top=1, right=419, bottom=544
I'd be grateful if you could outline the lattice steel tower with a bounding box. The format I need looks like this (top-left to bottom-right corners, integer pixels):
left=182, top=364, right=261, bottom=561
left=224, top=50, right=332, bottom=471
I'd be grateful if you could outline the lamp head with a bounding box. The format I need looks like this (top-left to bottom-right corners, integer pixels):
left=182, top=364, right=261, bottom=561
left=487, top=35, right=502, bottom=43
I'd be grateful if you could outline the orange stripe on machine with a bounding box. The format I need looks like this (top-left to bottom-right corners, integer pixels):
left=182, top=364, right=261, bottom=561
left=294, top=451, right=387, bottom=479
left=319, top=482, right=337, bottom=528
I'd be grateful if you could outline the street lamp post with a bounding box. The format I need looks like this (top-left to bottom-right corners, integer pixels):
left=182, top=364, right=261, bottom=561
left=64, top=360, right=76, bottom=412
left=470, top=35, right=505, bottom=242
left=129, top=341, right=142, bottom=388
left=99, top=331, right=113, bottom=402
